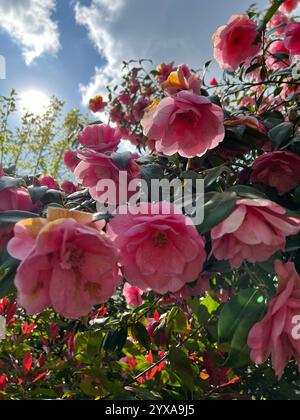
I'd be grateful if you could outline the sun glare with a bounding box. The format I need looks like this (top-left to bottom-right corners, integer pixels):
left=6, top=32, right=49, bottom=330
left=20, top=90, right=50, bottom=115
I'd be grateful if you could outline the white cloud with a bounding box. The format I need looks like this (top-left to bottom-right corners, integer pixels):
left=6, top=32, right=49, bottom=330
left=74, top=0, right=267, bottom=104
left=0, top=0, right=60, bottom=65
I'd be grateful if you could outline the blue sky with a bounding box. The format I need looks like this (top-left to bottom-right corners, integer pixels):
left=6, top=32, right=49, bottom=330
left=0, top=0, right=269, bottom=115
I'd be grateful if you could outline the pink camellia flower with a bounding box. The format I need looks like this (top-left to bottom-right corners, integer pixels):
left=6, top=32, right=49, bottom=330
left=280, top=0, right=300, bottom=14
left=0, top=176, right=33, bottom=251
left=211, top=198, right=300, bottom=269
left=88, top=95, right=107, bottom=113
left=123, top=283, right=144, bottom=308
left=61, top=181, right=78, bottom=195
left=268, top=12, right=289, bottom=35
left=74, top=150, right=141, bottom=205
left=39, top=176, right=60, bottom=191
left=118, top=93, right=132, bottom=106
left=156, top=62, right=175, bottom=84
left=107, top=202, right=207, bottom=294
left=267, top=40, right=291, bottom=70
left=248, top=260, right=300, bottom=379
left=160, top=65, right=201, bottom=95
left=251, top=151, right=300, bottom=195
left=141, top=91, right=225, bottom=158
left=7, top=207, right=120, bottom=319
left=78, top=124, right=121, bottom=153
left=213, top=15, right=262, bottom=72
left=284, top=23, right=300, bottom=57
left=64, top=150, right=80, bottom=172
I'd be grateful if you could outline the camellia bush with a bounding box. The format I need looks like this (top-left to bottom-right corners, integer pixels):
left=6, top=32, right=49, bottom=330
left=1, top=0, right=300, bottom=401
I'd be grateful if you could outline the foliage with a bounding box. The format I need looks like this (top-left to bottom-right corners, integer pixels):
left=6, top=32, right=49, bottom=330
left=0, top=0, right=300, bottom=401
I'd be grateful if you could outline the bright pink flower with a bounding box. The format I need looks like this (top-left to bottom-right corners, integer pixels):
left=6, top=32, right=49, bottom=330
left=64, top=150, right=80, bottom=172
left=118, top=93, right=132, bottom=106
left=268, top=12, right=289, bottom=35
left=141, top=91, right=225, bottom=158
left=213, top=15, right=262, bottom=72
left=161, top=65, right=201, bottom=95
left=123, top=283, right=144, bottom=307
left=78, top=124, right=121, bottom=153
left=61, top=181, right=77, bottom=195
left=88, top=95, right=107, bottom=113
left=280, top=0, right=300, bottom=14
left=267, top=40, right=291, bottom=70
left=211, top=199, right=300, bottom=269
left=252, top=151, right=300, bottom=195
left=284, top=23, right=300, bottom=56
left=248, top=260, right=300, bottom=379
left=74, top=150, right=141, bottom=205
left=8, top=208, right=120, bottom=319
left=108, top=202, right=207, bottom=294
left=39, top=176, right=59, bottom=190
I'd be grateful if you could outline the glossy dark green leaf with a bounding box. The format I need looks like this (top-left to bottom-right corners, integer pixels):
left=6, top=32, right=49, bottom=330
left=131, top=322, right=151, bottom=351
left=0, top=176, right=23, bottom=192
left=269, top=122, right=294, bottom=147
left=197, top=192, right=237, bottom=234
left=0, top=210, right=40, bottom=224
left=111, top=152, right=133, bottom=169
left=218, top=289, right=267, bottom=368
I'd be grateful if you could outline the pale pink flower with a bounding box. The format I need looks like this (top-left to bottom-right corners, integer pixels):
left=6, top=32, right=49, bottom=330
left=74, top=150, right=141, bottom=205
left=211, top=199, right=300, bottom=269
left=141, top=91, right=225, bottom=158
left=8, top=208, right=120, bottom=319
left=248, top=260, right=300, bottom=379
left=213, top=14, right=262, bottom=72
left=161, top=65, right=201, bottom=95
left=107, top=202, right=207, bottom=294
left=78, top=124, right=121, bottom=153
left=0, top=176, right=33, bottom=251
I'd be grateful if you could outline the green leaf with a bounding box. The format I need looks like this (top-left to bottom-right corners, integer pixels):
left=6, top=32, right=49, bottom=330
left=201, top=295, right=220, bottom=315
left=227, top=185, right=267, bottom=199
left=197, top=192, right=237, bottom=234
left=188, top=298, right=210, bottom=325
left=28, top=186, right=48, bottom=204
left=0, top=210, right=40, bottom=224
left=204, top=165, right=230, bottom=189
left=131, top=323, right=151, bottom=351
left=262, top=110, right=284, bottom=130
left=40, top=190, right=64, bottom=206
left=111, top=152, right=133, bottom=169
left=218, top=289, right=267, bottom=368
left=269, top=122, right=294, bottom=147
left=103, top=327, right=128, bottom=353
left=0, top=176, right=23, bottom=192
left=166, top=307, right=188, bottom=333
left=0, top=266, right=17, bottom=298
left=169, top=348, right=195, bottom=392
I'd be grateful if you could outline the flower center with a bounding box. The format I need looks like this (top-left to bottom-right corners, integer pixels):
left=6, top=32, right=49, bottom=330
left=152, top=232, right=168, bottom=248
left=60, top=246, right=85, bottom=271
